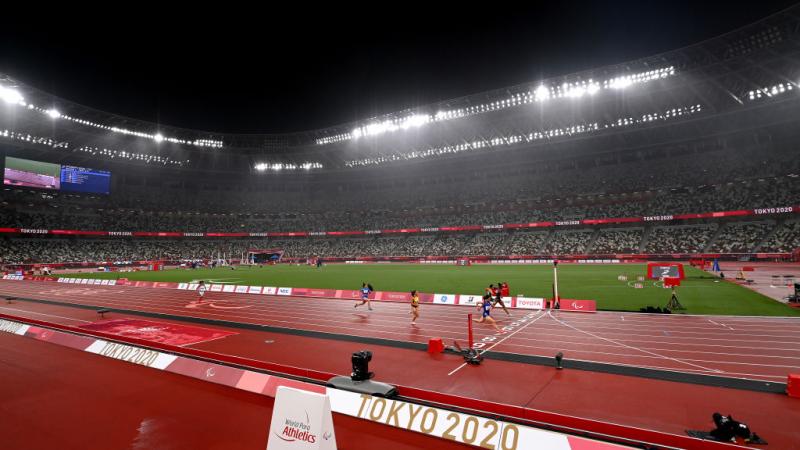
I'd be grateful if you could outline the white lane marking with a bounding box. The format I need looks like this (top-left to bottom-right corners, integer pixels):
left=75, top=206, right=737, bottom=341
left=548, top=311, right=723, bottom=374
left=0, top=306, right=92, bottom=323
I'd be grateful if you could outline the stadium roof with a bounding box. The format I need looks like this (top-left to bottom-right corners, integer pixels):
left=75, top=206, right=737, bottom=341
left=1, top=5, right=800, bottom=172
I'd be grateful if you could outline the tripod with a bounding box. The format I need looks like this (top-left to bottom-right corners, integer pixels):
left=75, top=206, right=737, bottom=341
left=665, top=288, right=685, bottom=310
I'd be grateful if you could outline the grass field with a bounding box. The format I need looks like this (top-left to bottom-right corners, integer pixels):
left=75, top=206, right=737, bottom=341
left=62, top=263, right=800, bottom=316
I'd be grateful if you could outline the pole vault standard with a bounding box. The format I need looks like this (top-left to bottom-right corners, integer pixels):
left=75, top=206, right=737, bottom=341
left=552, top=260, right=560, bottom=309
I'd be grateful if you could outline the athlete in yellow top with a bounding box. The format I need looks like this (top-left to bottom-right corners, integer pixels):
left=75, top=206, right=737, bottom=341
left=410, top=290, right=420, bottom=324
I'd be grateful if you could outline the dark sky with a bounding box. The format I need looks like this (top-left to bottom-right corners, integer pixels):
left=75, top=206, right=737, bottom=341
left=0, top=1, right=797, bottom=134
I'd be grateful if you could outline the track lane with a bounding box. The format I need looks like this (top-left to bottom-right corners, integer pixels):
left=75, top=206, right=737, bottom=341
left=2, top=280, right=798, bottom=381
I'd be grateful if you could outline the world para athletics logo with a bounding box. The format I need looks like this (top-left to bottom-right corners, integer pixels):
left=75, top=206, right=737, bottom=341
left=274, top=410, right=317, bottom=443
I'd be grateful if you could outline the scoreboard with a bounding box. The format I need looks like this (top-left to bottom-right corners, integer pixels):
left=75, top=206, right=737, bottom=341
left=646, top=263, right=685, bottom=280
left=60, top=165, right=111, bottom=194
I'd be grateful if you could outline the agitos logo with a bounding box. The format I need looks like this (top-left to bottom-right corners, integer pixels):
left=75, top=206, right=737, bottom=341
left=275, top=411, right=317, bottom=443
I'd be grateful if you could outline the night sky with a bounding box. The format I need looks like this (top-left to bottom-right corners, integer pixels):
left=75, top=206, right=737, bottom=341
left=0, top=1, right=796, bottom=134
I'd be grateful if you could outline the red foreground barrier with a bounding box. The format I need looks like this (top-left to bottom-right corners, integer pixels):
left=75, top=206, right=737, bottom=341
left=788, top=374, right=800, bottom=398
left=427, top=338, right=444, bottom=354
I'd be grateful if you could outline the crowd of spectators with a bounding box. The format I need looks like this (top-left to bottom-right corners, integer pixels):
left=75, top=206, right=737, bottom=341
left=1, top=145, right=798, bottom=264
left=2, top=219, right=796, bottom=264
left=1, top=175, right=795, bottom=234
left=591, top=229, right=644, bottom=253
left=644, top=225, right=718, bottom=254
left=543, top=231, right=594, bottom=254
left=707, top=222, right=773, bottom=253
left=760, top=221, right=800, bottom=253
left=1, top=145, right=798, bottom=235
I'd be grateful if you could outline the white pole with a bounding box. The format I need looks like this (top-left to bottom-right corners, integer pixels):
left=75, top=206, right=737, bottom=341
left=553, top=260, right=560, bottom=308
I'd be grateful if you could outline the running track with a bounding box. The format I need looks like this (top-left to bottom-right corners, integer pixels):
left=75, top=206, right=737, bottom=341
left=0, top=331, right=473, bottom=450
left=1, top=280, right=798, bottom=383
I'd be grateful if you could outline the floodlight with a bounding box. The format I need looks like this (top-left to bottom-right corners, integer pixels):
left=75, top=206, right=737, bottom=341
left=611, top=77, right=632, bottom=89
left=46, top=108, right=61, bottom=119
left=406, top=114, right=430, bottom=127
left=0, top=85, right=24, bottom=105
left=534, top=85, right=550, bottom=101
left=568, top=86, right=585, bottom=98
left=154, top=133, right=164, bottom=143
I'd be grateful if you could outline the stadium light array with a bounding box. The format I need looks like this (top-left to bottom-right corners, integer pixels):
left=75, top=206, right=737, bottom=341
left=75, top=146, right=187, bottom=166
left=0, top=127, right=187, bottom=166
left=254, top=162, right=324, bottom=172
left=344, top=103, right=701, bottom=167
left=1, top=129, right=69, bottom=149
left=0, top=82, right=223, bottom=149
left=747, top=82, right=795, bottom=101
left=316, top=66, right=676, bottom=146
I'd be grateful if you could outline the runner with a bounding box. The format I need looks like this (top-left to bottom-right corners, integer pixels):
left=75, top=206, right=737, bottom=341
left=410, top=290, right=420, bottom=324
left=354, top=282, right=373, bottom=310
left=473, top=294, right=504, bottom=333
left=493, top=281, right=511, bottom=316
left=196, top=280, right=207, bottom=303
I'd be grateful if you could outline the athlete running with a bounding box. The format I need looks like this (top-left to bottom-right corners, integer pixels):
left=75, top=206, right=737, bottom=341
left=493, top=281, right=511, bottom=315
left=410, top=290, right=420, bottom=324
left=354, top=282, right=373, bottom=310
left=473, top=294, right=504, bottom=333
left=196, top=280, right=207, bottom=303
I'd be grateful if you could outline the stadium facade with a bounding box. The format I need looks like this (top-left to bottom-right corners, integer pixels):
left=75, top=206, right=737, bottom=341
left=1, top=6, right=799, bottom=266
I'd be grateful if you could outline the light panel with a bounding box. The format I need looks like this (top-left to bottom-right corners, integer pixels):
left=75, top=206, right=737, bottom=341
left=316, top=66, right=676, bottom=145
left=344, top=103, right=702, bottom=167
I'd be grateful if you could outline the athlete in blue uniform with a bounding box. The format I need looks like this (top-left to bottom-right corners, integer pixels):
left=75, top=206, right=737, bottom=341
left=473, top=295, right=503, bottom=333
left=354, top=282, right=373, bottom=310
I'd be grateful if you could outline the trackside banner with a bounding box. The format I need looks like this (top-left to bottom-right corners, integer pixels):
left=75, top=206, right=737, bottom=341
left=515, top=297, right=545, bottom=310
left=559, top=299, right=597, bottom=312
left=328, top=390, right=628, bottom=450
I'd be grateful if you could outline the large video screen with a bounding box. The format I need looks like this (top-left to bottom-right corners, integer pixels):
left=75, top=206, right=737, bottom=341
left=3, top=156, right=61, bottom=190
left=3, top=157, right=111, bottom=194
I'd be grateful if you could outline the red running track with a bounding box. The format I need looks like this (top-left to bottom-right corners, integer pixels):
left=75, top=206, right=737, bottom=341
left=3, top=280, right=800, bottom=448
left=0, top=331, right=473, bottom=450
left=2, top=279, right=798, bottom=382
